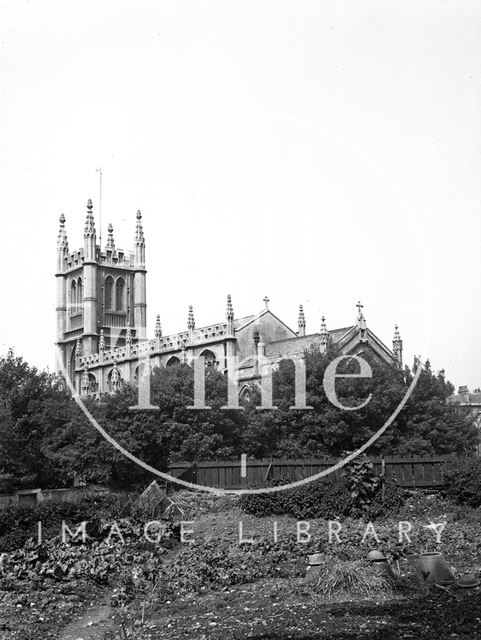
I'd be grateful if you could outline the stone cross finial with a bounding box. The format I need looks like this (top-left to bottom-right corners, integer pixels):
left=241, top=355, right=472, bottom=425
left=263, top=296, right=270, bottom=309
left=356, top=301, right=367, bottom=334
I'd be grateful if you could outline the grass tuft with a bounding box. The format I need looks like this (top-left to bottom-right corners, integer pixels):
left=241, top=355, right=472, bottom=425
left=303, top=558, right=396, bottom=601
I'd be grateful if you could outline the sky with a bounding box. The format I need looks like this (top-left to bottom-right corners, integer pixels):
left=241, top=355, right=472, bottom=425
left=0, top=0, right=480, bottom=390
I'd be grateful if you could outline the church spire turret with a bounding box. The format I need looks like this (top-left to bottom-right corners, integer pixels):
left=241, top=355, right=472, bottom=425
left=187, top=305, right=195, bottom=343
left=133, top=209, right=147, bottom=335
left=125, top=321, right=132, bottom=345
left=75, top=338, right=82, bottom=367
left=56, top=213, right=69, bottom=356
left=84, top=199, right=96, bottom=238
left=81, top=364, right=90, bottom=397
left=56, top=213, right=69, bottom=273
left=134, top=209, right=145, bottom=267
left=57, top=213, right=68, bottom=250
left=155, top=314, right=162, bottom=338
left=320, top=315, right=328, bottom=352
left=83, top=199, right=98, bottom=354
left=187, top=305, right=195, bottom=330
left=83, top=199, right=97, bottom=263
left=135, top=210, right=145, bottom=243
left=298, top=304, right=306, bottom=337
left=155, top=314, right=162, bottom=349
left=392, top=324, right=403, bottom=368
left=226, top=294, right=234, bottom=335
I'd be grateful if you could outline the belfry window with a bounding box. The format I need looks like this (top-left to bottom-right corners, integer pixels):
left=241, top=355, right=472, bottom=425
left=77, top=277, right=83, bottom=312
left=105, top=276, right=114, bottom=310
left=70, top=280, right=77, bottom=315
left=115, top=277, right=125, bottom=311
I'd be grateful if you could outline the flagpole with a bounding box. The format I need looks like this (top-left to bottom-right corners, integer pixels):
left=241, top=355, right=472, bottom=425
left=96, top=167, right=103, bottom=246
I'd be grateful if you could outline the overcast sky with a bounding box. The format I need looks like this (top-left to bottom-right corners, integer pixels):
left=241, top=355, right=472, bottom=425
left=1, top=1, right=480, bottom=390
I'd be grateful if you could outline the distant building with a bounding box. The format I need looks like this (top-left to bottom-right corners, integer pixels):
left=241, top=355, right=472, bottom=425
left=55, top=200, right=403, bottom=397
left=450, top=386, right=481, bottom=454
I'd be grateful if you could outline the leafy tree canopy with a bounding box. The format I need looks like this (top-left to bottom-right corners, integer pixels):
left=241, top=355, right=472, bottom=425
left=0, top=346, right=476, bottom=491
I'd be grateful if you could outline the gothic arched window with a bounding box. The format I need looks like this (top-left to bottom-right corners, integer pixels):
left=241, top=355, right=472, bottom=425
left=199, top=349, right=217, bottom=369
left=70, top=280, right=77, bottom=315
left=105, top=276, right=114, bottom=310
left=115, top=277, right=125, bottom=311
left=77, top=277, right=83, bottom=312
left=166, top=356, right=181, bottom=367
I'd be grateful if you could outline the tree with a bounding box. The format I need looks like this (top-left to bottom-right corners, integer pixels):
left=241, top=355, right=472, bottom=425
left=240, top=346, right=476, bottom=459
left=42, top=362, right=246, bottom=487
left=0, top=353, right=62, bottom=490
left=1, top=347, right=474, bottom=492
left=394, top=361, right=477, bottom=455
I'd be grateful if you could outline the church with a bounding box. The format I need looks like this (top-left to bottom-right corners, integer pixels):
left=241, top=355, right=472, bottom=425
left=56, top=200, right=403, bottom=398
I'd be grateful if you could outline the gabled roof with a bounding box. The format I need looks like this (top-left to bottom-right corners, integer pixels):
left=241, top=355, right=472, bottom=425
left=264, top=326, right=354, bottom=360
left=234, top=315, right=255, bottom=328
left=235, top=307, right=297, bottom=336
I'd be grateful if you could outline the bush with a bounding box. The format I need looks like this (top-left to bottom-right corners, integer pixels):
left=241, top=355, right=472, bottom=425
left=442, top=457, right=481, bottom=507
left=342, top=454, right=382, bottom=513
left=0, top=493, right=165, bottom=551
left=240, top=477, right=354, bottom=519
left=240, top=472, right=405, bottom=520
left=364, top=481, right=406, bottom=519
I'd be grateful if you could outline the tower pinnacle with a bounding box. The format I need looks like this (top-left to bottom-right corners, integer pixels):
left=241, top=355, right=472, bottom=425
left=135, top=210, right=145, bottom=245
left=84, top=199, right=96, bottom=238
left=155, top=314, right=162, bottom=338
left=298, top=304, right=306, bottom=336
left=57, top=213, right=68, bottom=249
left=106, top=223, right=115, bottom=250
left=57, top=213, right=69, bottom=272
left=226, top=294, right=234, bottom=321
left=187, top=305, right=195, bottom=330
left=393, top=324, right=403, bottom=367
left=320, top=315, right=328, bottom=351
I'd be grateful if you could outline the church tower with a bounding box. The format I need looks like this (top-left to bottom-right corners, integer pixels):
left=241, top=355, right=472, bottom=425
left=55, top=200, right=148, bottom=386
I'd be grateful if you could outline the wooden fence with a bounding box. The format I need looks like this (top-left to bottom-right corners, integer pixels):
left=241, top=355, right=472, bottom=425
left=168, top=456, right=450, bottom=490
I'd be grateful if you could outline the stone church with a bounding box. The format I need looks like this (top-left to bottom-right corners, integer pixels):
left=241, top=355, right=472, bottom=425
left=56, top=200, right=403, bottom=397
